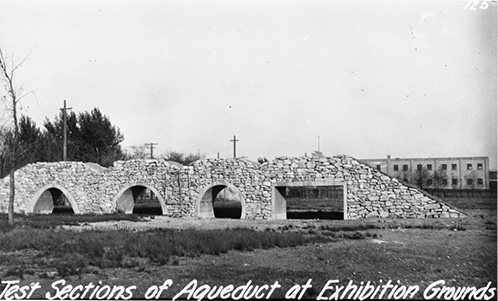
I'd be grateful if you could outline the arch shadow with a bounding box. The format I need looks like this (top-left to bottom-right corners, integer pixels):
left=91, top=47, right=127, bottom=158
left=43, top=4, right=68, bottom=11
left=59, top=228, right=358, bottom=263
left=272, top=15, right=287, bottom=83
left=196, top=181, right=246, bottom=219
left=114, top=183, right=167, bottom=215
left=29, top=184, right=80, bottom=214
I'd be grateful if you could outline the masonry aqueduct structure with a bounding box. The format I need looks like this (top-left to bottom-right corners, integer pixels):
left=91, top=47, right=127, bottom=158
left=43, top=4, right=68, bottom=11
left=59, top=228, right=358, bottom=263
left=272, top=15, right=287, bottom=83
left=0, top=155, right=465, bottom=219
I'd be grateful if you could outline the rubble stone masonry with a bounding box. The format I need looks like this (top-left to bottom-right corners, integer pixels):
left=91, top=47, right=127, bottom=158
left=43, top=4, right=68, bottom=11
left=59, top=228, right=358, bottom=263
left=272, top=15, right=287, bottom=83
left=0, top=155, right=465, bottom=219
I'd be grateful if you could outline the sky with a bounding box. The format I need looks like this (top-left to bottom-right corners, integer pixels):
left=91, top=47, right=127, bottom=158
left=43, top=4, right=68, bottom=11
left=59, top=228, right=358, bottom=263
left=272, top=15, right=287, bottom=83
left=0, top=0, right=496, bottom=167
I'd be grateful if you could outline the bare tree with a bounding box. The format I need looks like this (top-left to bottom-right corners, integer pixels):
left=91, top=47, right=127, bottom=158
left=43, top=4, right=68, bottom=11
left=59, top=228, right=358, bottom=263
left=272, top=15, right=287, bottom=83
left=464, top=170, right=479, bottom=190
left=451, top=177, right=459, bottom=190
left=0, top=124, right=10, bottom=177
left=123, top=144, right=149, bottom=160
left=394, top=170, right=411, bottom=183
left=0, top=47, right=33, bottom=226
left=412, top=166, right=432, bottom=190
left=433, top=166, right=449, bottom=190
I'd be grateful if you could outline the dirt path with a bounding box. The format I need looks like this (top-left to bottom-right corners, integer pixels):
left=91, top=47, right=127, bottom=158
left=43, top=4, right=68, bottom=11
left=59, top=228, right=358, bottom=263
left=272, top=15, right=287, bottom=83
left=62, top=216, right=322, bottom=231
left=61, top=210, right=492, bottom=232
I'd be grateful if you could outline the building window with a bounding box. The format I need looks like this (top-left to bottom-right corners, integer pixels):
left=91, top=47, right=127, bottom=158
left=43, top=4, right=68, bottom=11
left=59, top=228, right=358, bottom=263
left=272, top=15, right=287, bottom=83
left=477, top=163, right=483, bottom=170
left=394, top=165, right=399, bottom=171
left=417, top=164, right=422, bottom=171
left=467, top=164, right=472, bottom=170
left=442, top=179, right=448, bottom=186
left=376, top=165, right=381, bottom=171
left=452, top=164, right=457, bottom=170
left=478, top=178, right=483, bottom=185
left=467, top=178, right=473, bottom=185
left=452, top=178, right=458, bottom=185
left=403, top=165, right=408, bottom=171
left=427, top=164, right=432, bottom=170
left=427, top=179, right=433, bottom=186
left=442, top=164, right=447, bottom=170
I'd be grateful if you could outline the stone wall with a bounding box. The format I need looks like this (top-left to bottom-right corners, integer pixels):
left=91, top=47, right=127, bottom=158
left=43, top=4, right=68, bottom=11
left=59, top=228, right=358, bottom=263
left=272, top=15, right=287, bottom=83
left=262, top=156, right=462, bottom=219
left=0, top=155, right=465, bottom=219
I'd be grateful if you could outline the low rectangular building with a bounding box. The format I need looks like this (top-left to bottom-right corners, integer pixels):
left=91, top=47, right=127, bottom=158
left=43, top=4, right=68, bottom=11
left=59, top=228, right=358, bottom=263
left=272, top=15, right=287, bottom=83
left=361, top=156, right=490, bottom=190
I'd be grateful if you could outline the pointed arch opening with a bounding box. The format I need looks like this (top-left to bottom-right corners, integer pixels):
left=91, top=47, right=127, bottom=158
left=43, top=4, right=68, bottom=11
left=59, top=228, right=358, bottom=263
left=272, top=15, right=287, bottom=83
left=30, top=184, right=79, bottom=214
left=196, top=182, right=246, bottom=219
left=114, top=184, right=166, bottom=215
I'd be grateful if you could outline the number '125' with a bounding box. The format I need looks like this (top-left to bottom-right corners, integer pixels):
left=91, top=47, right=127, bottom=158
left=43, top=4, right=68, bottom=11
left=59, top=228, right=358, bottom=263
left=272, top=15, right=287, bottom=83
left=464, top=0, right=490, bottom=10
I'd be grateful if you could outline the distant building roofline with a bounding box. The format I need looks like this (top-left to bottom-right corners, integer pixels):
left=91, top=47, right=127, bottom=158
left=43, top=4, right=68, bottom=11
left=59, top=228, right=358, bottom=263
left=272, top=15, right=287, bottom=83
left=360, top=156, right=489, bottom=161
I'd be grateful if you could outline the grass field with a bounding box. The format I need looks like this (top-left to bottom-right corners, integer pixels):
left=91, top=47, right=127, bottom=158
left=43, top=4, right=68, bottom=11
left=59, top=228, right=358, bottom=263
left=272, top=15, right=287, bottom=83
left=286, top=197, right=344, bottom=219
left=439, top=197, right=497, bottom=210
left=286, top=197, right=344, bottom=211
left=0, top=197, right=495, bottom=300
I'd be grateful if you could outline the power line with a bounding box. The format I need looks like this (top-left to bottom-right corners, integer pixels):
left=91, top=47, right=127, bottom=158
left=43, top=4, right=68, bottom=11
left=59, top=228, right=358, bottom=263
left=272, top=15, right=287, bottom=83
left=145, top=143, right=158, bottom=159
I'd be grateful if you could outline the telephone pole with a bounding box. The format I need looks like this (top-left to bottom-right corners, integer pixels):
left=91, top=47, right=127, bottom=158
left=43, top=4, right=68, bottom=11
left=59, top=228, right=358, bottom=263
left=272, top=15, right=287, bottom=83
left=230, top=135, right=239, bottom=158
left=60, top=100, right=72, bottom=161
left=145, top=143, right=157, bottom=159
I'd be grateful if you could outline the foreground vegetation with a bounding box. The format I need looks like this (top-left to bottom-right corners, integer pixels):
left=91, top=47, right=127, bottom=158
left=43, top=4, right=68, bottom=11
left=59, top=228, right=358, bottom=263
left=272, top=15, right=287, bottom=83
left=440, top=197, right=497, bottom=210
left=0, top=197, right=495, bottom=299
left=0, top=213, right=142, bottom=230
left=0, top=226, right=327, bottom=279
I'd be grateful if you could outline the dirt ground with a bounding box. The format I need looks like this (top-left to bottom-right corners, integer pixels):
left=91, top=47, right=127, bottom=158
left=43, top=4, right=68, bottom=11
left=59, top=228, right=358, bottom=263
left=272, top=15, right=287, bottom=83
left=10, top=208, right=494, bottom=300
left=62, top=209, right=487, bottom=232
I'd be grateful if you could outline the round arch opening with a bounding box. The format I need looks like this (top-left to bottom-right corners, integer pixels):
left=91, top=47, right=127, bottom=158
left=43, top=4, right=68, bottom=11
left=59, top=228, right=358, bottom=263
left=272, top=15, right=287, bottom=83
left=115, top=184, right=165, bottom=215
left=31, top=186, right=78, bottom=214
left=197, top=183, right=245, bottom=219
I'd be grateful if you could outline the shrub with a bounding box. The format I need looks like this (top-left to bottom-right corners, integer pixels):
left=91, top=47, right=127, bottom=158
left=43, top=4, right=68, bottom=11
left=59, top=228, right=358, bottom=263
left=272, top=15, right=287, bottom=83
left=0, top=213, right=142, bottom=230
left=55, top=254, right=87, bottom=277
left=0, top=226, right=327, bottom=274
left=5, top=265, right=33, bottom=279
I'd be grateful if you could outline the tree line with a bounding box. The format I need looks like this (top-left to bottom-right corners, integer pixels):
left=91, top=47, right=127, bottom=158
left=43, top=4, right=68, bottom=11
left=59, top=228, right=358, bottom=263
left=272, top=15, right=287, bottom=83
left=0, top=44, right=196, bottom=226
left=0, top=108, right=204, bottom=178
left=123, top=145, right=202, bottom=165
left=0, top=108, right=124, bottom=178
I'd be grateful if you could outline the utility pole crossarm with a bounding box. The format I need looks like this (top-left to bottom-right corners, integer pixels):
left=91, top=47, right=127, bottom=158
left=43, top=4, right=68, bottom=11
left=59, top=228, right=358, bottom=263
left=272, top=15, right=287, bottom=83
left=230, top=135, right=239, bottom=158
left=60, top=100, right=72, bottom=161
left=145, top=143, right=158, bottom=159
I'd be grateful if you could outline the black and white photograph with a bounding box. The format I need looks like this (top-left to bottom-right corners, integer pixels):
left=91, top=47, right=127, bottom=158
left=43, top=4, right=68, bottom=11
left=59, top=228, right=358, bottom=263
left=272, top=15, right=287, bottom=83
left=0, top=0, right=496, bottom=300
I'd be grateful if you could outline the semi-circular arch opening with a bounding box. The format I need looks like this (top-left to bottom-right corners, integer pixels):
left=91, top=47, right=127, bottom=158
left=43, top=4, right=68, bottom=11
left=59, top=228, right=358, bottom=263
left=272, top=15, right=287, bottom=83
left=30, top=185, right=79, bottom=214
left=114, top=184, right=166, bottom=215
left=196, top=182, right=246, bottom=219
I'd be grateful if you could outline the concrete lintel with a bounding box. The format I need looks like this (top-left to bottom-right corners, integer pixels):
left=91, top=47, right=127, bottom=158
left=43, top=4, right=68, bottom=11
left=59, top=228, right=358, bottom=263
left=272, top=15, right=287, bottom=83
left=273, top=180, right=345, bottom=187
left=271, top=180, right=348, bottom=220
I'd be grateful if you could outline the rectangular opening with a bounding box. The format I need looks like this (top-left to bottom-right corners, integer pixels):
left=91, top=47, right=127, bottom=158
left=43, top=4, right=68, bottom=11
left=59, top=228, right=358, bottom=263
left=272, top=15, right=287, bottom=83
left=272, top=182, right=346, bottom=220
